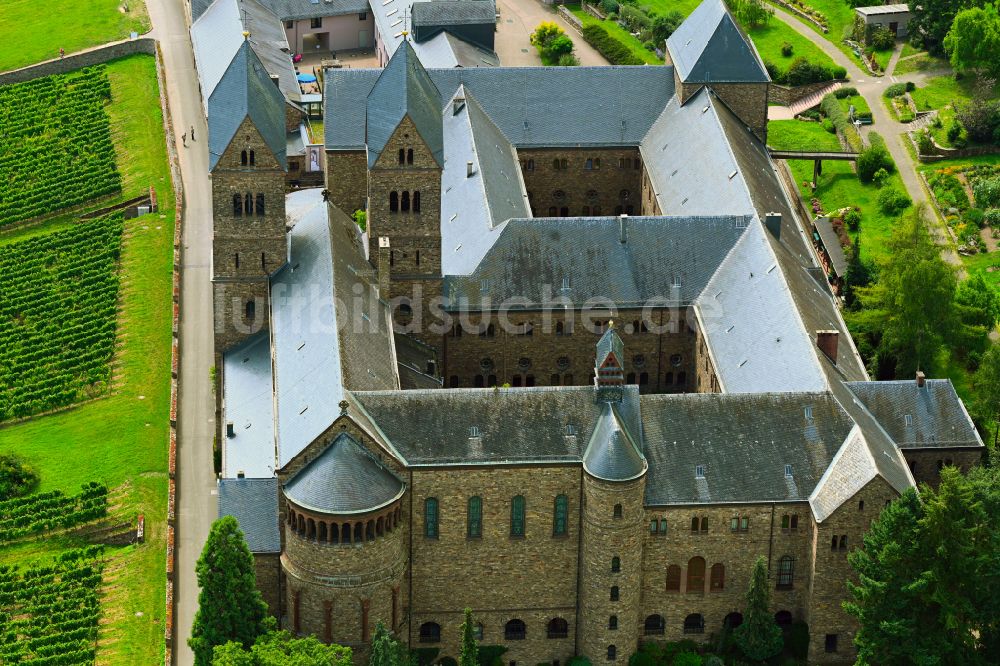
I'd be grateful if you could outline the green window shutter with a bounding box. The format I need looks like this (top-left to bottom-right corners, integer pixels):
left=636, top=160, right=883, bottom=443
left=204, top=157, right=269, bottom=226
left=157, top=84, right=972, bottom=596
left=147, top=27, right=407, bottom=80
left=511, top=495, right=525, bottom=537
left=468, top=496, right=482, bottom=538
left=553, top=494, right=568, bottom=536
left=425, top=497, right=438, bottom=538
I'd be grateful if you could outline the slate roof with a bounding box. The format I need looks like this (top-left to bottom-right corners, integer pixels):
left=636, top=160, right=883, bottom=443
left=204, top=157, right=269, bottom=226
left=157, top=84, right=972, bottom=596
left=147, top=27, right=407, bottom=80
left=260, top=0, right=369, bottom=20
left=284, top=433, right=405, bottom=513
left=584, top=402, right=647, bottom=481
left=351, top=386, right=642, bottom=465
left=665, top=0, right=768, bottom=83
left=222, top=332, right=276, bottom=478
left=443, top=215, right=747, bottom=308
left=325, top=65, right=675, bottom=150
left=366, top=42, right=445, bottom=168
left=855, top=4, right=909, bottom=16
left=814, top=217, right=848, bottom=277
left=412, top=0, right=496, bottom=27
left=596, top=327, right=625, bottom=369
left=207, top=40, right=289, bottom=171
left=218, top=478, right=280, bottom=553
left=192, top=0, right=299, bottom=112
left=414, top=31, right=500, bottom=68
left=641, top=392, right=853, bottom=505
left=845, top=379, right=984, bottom=449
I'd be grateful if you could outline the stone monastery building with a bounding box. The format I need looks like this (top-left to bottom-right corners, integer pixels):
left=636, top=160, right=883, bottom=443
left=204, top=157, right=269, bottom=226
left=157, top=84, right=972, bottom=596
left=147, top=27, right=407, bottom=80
left=200, top=0, right=984, bottom=663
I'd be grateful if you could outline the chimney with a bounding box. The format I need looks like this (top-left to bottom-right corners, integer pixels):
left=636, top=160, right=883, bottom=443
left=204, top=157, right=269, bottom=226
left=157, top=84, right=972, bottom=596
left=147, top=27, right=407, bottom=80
left=226, top=422, right=235, bottom=438
left=619, top=214, right=628, bottom=244
left=816, top=330, right=838, bottom=363
left=377, top=236, right=392, bottom=296
left=269, top=74, right=280, bottom=88
left=916, top=370, right=926, bottom=388
left=237, top=470, right=245, bottom=479
left=466, top=161, right=475, bottom=178
left=764, top=212, right=782, bottom=240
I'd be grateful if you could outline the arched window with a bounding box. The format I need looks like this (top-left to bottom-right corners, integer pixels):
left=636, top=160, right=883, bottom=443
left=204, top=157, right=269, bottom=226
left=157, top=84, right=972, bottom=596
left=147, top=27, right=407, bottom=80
left=610, top=586, right=619, bottom=601
left=775, top=610, right=793, bottom=627
left=474, top=375, right=484, bottom=388
left=677, top=371, right=687, bottom=385
left=723, top=612, right=743, bottom=629
left=644, top=614, right=665, bottom=636
left=318, top=522, right=327, bottom=542
left=244, top=192, right=253, bottom=215
left=552, top=158, right=560, bottom=170
left=307, top=518, right=315, bottom=539
left=710, top=563, right=725, bottom=591
left=553, top=494, right=568, bottom=536
left=839, top=535, right=848, bottom=551
left=256, top=193, right=265, bottom=216
left=241, top=150, right=248, bottom=166
left=296, top=514, right=304, bottom=534
left=398, top=148, right=405, bottom=165
left=401, top=191, right=410, bottom=213
left=419, top=622, right=440, bottom=643
left=551, top=373, right=561, bottom=386
left=407, top=148, right=414, bottom=165
left=547, top=617, right=568, bottom=639
left=687, top=556, right=705, bottom=594
left=510, top=495, right=525, bottom=537
left=354, top=522, right=363, bottom=542
left=639, top=372, right=649, bottom=385
left=700, top=516, right=709, bottom=532
left=777, top=555, right=794, bottom=589
left=830, top=534, right=838, bottom=551
left=613, top=503, right=623, bottom=519
left=390, top=191, right=399, bottom=213
left=505, top=619, right=526, bottom=640
left=607, top=646, right=616, bottom=661
left=691, top=516, right=699, bottom=532
left=548, top=206, right=557, bottom=216
left=665, top=371, right=674, bottom=385
left=366, top=519, right=375, bottom=541
left=232, top=193, right=243, bottom=216
left=413, top=191, right=421, bottom=213
left=341, top=523, right=350, bottom=543
left=245, top=300, right=256, bottom=322
left=683, top=614, right=704, bottom=634
left=611, top=556, right=620, bottom=573
left=608, top=615, right=618, bottom=630
left=424, top=497, right=439, bottom=538
left=467, top=496, right=482, bottom=538
left=666, top=564, right=681, bottom=592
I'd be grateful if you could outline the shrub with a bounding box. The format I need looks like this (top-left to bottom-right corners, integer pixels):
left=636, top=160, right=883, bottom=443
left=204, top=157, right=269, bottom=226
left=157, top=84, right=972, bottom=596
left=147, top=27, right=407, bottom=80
left=764, top=60, right=786, bottom=84
left=643, top=39, right=656, bottom=52
left=557, top=53, right=580, bottom=66
left=650, top=11, right=684, bottom=42
left=477, top=646, right=507, bottom=666
left=800, top=109, right=821, bottom=120
left=965, top=208, right=986, bottom=228
left=820, top=94, right=863, bottom=151
left=352, top=209, right=366, bottom=230
left=974, top=177, right=1000, bottom=208
left=878, top=185, right=912, bottom=215
left=0, top=455, right=40, bottom=501
left=869, top=26, right=895, bottom=50
left=821, top=118, right=835, bottom=133
left=834, top=87, right=860, bottom=99
left=906, top=80, right=916, bottom=92
left=530, top=22, right=565, bottom=50
left=600, top=0, right=617, bottom=14
left=844, top=208, right=862, bottom=231
left=984, top=209, right=1000, bottom=227
left=439, top=659, right=458, bottom=666
left=917, top=129, right=935, bottom=154
left=673, top=653, right=702, bottom=666
left=618, top=4, right=651, bottom=31
left=786, top=57, right=832, bottom=86
left=788, top=621, right=811, bottom=660
left=884, top=82, right=907, bottom=98
left=873, top=167, right=890, bottom=185
left=832, top=65, right=848, bottom=80
left=948, top=119, right=965, bottom=144
left=857, top=145, right=893, bottom=182
left=566, top=658, right=591, bottom=666
left=581, top=23, right=644, bottom=65
left=781, top=41, right=794, bottom=57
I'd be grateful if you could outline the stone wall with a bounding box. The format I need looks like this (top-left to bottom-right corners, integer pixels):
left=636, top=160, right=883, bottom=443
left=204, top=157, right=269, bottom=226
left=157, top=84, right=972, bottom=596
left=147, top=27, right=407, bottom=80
left=806, top=477, right=897, bottom=664
left=708, top=83, right=769, bottom=143
left=440, top=308, right=696, bottom=393
left=517, top=147, right=643, bottom=217
left=255, top=553, right=283, bottom=619
left=769, top=80, right=840, bottom=107
left=901, top=447, right=983, bottom=488
left=640, top=502, right=812, bottom=645
left=0, top=38, right=155, bottom=84
left=326, top=150, right=369, bottom=215
left=692, top=324, right=720, bottom=393
left=407, top=466, right=583, bottom=664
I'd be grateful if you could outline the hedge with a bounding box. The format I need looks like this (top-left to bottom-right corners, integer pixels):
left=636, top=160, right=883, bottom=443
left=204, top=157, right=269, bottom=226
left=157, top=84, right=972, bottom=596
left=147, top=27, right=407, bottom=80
left=581, top=23, right=644, bottom=66
left=820, top=93, right=863, bottom=152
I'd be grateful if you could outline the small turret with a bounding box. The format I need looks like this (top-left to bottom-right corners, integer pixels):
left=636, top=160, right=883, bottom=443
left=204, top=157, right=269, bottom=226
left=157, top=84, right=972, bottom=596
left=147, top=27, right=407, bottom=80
left=595, top=322, right=625, bottom=403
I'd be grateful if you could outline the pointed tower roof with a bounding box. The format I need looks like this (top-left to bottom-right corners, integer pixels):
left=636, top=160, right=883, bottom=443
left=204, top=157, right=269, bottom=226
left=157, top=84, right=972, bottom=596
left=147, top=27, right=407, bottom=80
left=666, top=0, right=769, bottom=84
left=366, top=41, right=444, bottom=169
left=284, top=433, right=405, bottom=514
left=596, top=323, right=625, bottom=371
left=208, top=39, right=287, bottom=171
left=583, top=402, right=647, bottom=482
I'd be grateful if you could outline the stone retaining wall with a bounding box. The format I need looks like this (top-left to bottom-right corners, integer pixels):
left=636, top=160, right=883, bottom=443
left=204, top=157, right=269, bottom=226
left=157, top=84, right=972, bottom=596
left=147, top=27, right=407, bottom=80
left=0, top=38, right=155, bottom=85
left=769, top=80, right=839, bottom=107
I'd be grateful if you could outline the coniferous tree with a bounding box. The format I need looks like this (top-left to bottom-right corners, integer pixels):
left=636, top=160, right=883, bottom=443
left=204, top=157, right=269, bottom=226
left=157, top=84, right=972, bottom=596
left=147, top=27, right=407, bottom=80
left=459, top=608, right=478, bottom=666
left=369, top=622, right=410, bottom=666
left=189, top=516, right=273, bottom=666
left=733, top=556, right=783, bottom=661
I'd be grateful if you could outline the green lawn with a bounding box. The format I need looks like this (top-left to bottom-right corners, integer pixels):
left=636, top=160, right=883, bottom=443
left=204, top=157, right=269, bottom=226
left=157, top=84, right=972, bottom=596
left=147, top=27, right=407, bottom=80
left=893, top=52, right=950, bottom=76
left=745, top=19, right=839, bottom=77
left=0, top=0, right=149, bottom=72
left=0, top=54, right=172, bottom=665
left=910, top=75, right=998, bottom=147
left=568, top=5, right=662, bottom=65
left=899, top=41, right=922, bottom=59
left=838, top=93, right=871, bottom=120
left=782, top=0, right=856, bottom=43
left=768, top=119, right=907, bottom=262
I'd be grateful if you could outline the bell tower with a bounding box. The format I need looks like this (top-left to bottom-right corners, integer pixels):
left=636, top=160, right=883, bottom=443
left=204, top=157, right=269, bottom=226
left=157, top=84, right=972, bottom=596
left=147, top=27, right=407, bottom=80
left=209, top=39, right=288, bottom=354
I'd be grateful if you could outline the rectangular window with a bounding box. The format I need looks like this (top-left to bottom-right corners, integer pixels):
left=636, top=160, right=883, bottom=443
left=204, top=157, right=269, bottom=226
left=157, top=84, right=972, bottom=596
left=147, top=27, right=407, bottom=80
left=359, top=11, right=367, bottom=20
left=424, top=497, right=438, bottom=538
left=511, top=495, right=525, bottom=537
left=553, top=494, right=568, bottom=536
left=825, top=634, right=838, bottom=653
left=285, top=19, right=293, bottom=29
left=650, top=519, right=658, bottom=534
left=467, top=496, right=482, bottom=538
left=585, top=158, right=593, bottom=170
left=311, top=17, right=322, bottom=28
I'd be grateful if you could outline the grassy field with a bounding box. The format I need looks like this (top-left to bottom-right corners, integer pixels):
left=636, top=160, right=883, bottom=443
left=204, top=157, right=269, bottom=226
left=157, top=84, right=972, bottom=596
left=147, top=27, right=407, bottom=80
left=0, top=0, right=149, bottom=72
left=768, top=119, right=907, bottom=262
left=780, top=0, right=855, bottom=42
left=0, top=54, right=172, bottom=664
left=911, top=75, right=998, bottom=147
left=899, top=41, right=922, bottom=59
left=893, top=52, right=949, bottom=76
left=567, top=5, right=662, bottom=65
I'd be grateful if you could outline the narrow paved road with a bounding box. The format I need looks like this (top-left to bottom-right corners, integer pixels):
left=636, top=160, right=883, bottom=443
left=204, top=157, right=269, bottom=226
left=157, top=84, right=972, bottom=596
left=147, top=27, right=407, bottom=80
left=767, top=5, right=961, bottom=268
left=143, top=1, right=217, bottom=664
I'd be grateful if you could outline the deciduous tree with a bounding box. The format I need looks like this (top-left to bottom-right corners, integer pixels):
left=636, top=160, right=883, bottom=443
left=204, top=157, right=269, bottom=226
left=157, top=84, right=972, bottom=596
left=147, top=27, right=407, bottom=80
left=944, top=4, right=1000, bottom=74
left=189, top=516, right=273, bottom=666
left=213, top=631, right=352, bottom=666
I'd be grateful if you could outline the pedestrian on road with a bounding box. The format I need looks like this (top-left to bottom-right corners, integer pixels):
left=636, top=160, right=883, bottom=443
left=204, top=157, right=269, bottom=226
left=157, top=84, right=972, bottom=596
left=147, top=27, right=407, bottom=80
left=181, top=132, right=187, bottom=147
left=190, top=125, right=195, bottom=141
left=59, top=48, right=65, bottom=59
